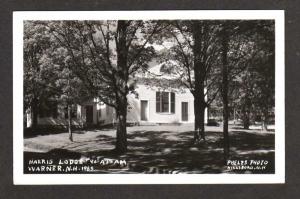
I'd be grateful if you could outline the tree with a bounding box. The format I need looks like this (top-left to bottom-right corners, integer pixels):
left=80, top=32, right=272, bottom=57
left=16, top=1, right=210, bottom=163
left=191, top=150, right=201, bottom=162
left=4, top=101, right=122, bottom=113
left=218, top=20, right=254, bottom=160
left=226, top=21, right=275, bottom=130
left=220, top=22, right=230, bottom=160
left=44, top=20, right=164, bottom=153
left=199, top=20, right=275, bottom=160
left=158, top=20, right=222, bottom=142
left=251, top=22, right=275, bottom=130
left=24, top=21, right=55, bottom=130
left=49, top=46, right=89, bottom=141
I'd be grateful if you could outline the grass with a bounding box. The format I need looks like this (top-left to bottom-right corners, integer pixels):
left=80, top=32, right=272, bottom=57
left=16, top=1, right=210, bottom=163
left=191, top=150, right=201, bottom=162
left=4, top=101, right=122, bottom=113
left=24, top=124, right=275, bottom=174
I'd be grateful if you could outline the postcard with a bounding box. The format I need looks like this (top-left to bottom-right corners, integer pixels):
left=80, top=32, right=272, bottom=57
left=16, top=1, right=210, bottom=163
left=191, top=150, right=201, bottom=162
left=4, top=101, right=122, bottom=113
left=13, top=10, right=285, bottom=184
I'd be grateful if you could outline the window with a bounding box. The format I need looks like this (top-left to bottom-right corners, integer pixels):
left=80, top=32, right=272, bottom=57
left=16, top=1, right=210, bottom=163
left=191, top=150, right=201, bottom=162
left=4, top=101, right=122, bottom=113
left=39, top=101, right=58, bottom=118
left=156, top=92, right=175, bottom=113
left=162, top=92, right=169, bottom=112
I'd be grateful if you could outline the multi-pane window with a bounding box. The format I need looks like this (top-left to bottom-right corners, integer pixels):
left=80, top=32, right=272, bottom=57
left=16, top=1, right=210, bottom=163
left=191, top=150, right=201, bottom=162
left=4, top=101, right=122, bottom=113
left=156, top=92, right=175, bottom=113
left=162, top=92, right=169, bottom=112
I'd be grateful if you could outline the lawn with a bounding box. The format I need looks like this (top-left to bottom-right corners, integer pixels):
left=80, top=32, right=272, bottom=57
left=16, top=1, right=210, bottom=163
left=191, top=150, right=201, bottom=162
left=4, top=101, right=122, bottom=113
left=24, top=124, right=275, bottom=174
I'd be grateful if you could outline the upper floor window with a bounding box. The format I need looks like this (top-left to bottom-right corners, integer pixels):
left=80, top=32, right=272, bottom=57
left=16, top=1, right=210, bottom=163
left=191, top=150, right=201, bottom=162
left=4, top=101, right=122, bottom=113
left=156, top=92, right=175, bottom=113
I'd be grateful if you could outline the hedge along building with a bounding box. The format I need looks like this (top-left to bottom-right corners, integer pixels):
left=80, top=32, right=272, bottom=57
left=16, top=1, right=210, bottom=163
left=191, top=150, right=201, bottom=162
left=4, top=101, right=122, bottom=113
left=25, top=61, right=208, bottom=128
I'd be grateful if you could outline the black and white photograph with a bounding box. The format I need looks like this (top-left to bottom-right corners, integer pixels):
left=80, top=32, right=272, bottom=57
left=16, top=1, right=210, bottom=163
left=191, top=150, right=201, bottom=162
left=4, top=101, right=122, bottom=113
left=13, top=11, right=285, bottom=184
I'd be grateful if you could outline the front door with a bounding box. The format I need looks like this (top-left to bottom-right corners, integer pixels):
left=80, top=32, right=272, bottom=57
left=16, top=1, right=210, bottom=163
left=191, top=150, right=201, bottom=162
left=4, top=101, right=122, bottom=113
left=182, top=102, right=188, bottom=121
left=140, top=100, right=148, bottom=121
left=86, top=105, right=94, bottom=124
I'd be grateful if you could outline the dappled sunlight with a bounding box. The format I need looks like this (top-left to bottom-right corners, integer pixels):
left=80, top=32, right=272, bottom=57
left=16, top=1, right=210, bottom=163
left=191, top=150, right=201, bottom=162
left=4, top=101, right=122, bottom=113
left=234, top=149, right=274, bottom=155
left=24, top=125, right=275, bottom=174
left=127, top=136, right=150, bottom=142
left=163, top=134, right=182, bottom=141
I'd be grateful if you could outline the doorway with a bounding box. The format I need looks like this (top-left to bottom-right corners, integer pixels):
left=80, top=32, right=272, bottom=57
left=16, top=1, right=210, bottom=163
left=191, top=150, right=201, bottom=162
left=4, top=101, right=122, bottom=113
left=140, top=100, right=148, bottom=121
left=181, top=102, right=188, bottom=121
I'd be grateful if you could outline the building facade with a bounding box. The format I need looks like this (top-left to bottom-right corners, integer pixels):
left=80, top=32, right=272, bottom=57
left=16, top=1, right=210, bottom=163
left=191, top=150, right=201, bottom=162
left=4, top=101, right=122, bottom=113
left=26, top=62, right=208, bottom=128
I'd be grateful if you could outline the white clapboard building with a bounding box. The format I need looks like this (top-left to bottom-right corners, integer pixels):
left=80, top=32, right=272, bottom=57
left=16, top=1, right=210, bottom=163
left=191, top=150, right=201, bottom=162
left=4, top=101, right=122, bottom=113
left=26, top=62, right=207, bottom=128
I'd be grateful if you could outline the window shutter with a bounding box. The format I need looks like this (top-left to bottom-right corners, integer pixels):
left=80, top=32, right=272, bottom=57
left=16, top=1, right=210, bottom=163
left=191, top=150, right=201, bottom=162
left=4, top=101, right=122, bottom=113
left=156, top=92, right=161, bottom=112
left=171, top=92, right=175, bottom=113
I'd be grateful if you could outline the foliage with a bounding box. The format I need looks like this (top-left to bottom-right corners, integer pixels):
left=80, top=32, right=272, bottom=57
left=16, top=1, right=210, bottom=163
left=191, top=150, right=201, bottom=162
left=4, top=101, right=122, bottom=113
left=227, top=21, right=275, bottom=128
left=24, top=21, right=55, bottom=110
left=39, top=20, right=164, bottom=152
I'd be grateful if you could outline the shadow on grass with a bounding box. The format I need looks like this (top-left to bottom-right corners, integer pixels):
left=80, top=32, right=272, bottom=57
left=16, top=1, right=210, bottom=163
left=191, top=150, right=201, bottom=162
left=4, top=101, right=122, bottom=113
left=24, top=129, right=275, bottom=174
left=23, top=125, right=114, bottom=139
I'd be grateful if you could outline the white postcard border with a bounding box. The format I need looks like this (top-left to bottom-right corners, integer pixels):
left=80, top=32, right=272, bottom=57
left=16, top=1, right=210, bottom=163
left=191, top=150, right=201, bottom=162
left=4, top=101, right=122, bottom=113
left=13, top=10, right=285, bottom=184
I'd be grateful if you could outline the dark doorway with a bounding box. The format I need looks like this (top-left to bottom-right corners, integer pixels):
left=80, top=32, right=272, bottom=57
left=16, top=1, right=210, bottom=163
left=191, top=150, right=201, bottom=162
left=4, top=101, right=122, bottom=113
left=86, top=105, right=94, bottom=124
left=182, top=102, right=188, bottom=121
left=141, top=100, right=148, bottom=121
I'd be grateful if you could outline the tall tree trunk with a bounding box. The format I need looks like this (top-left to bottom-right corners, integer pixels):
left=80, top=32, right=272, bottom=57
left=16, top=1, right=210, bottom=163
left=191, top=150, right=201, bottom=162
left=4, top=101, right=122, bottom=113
left=68, top=104, right=73, bottom=142
left=199, top=101, right=205, bottom=140
left=192, top=21, right=206, bottom=143
left=193, top=94, right=206, bottom=142
left=114, top=21, right=129, bottom=153
left=115, top=97, right=128, bottom=153
left=194, top=99, right=200, bottom=142
left=221, top=24, right=230, bottom=161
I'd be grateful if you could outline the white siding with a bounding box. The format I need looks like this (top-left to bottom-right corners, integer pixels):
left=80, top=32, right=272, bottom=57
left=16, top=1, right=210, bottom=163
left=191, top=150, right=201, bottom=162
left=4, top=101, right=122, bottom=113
left=29, top=85, right=208, bottom=127
left=124, top=84, right=207, bottom=124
